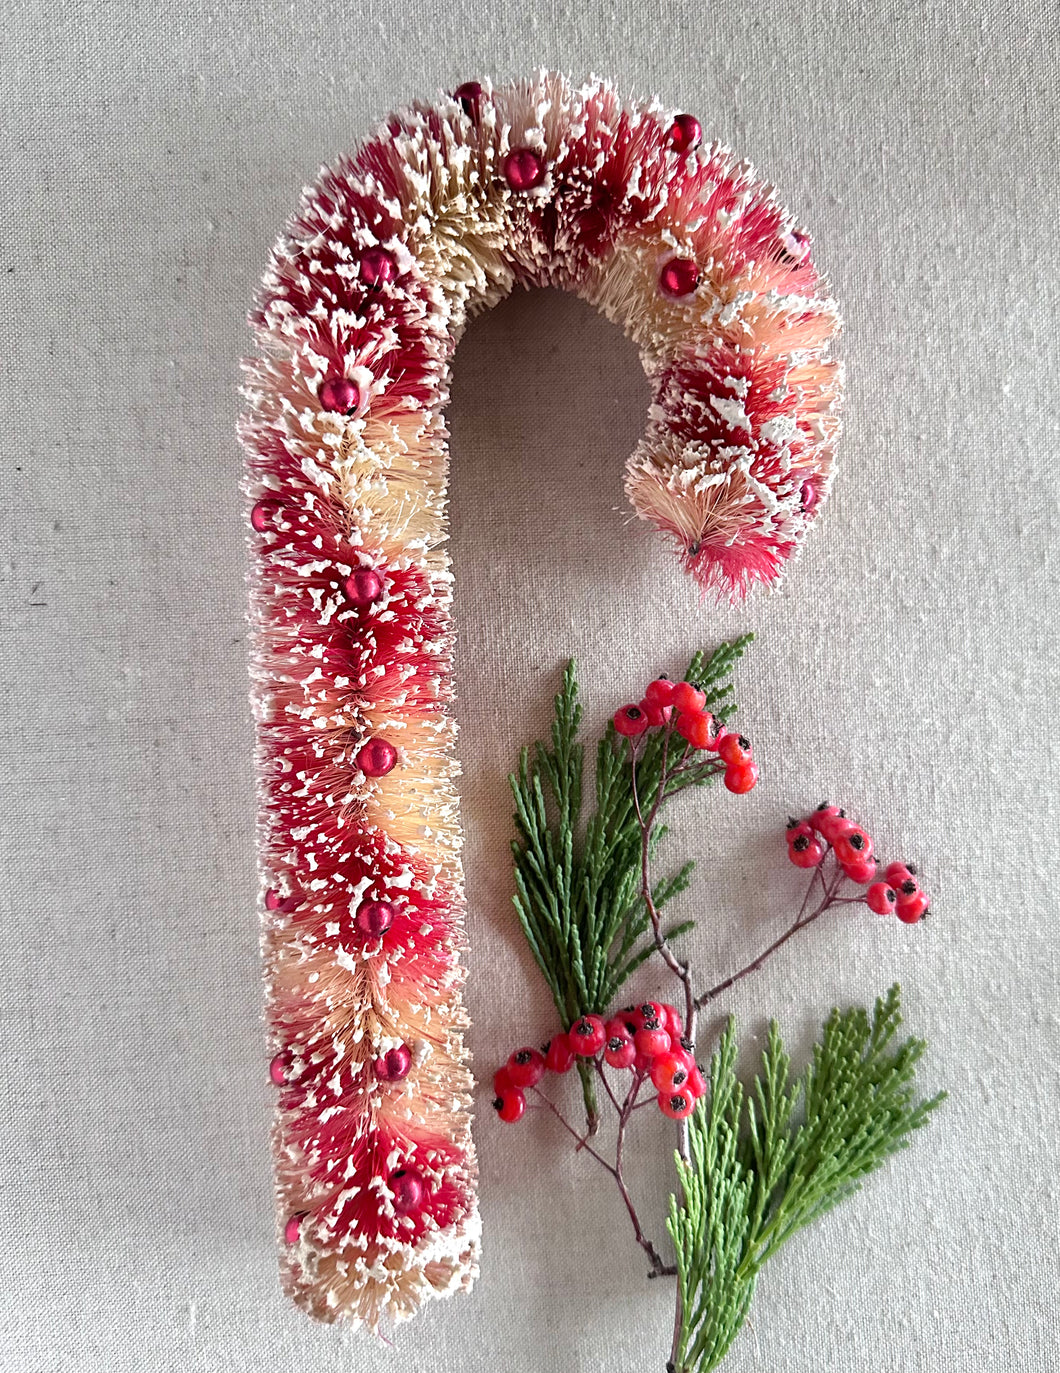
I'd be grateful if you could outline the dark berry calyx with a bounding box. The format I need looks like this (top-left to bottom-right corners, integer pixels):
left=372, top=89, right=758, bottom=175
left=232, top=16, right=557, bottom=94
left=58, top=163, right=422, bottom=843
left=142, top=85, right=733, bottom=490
left=513, top=1049, right=533, bottom=1065
left=792, top=834, right=811, bottom=852
left=673, top=1068, right=688, bottom=1086
left=900, top=879, right=918, bottom=895
left=607, top=1036, right=626, bottom=1052
left=786, top=816, right=800, bottom=830
left=670, top=1094, right=688, bottom=1110
left=848, top=833, right=866, bottom=851
left=679, top=1036, right=694, bottom=1052
left=623, top=706, right=644, bottom=720
left=492, top=1096, right=504, bottom=1111
left=884, top=887, right=897, bottom=903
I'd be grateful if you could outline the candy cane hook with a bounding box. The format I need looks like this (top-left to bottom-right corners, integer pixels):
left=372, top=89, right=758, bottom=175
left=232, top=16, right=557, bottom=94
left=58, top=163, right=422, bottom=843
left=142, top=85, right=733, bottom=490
left=239, top=70, right=841, bottom=1329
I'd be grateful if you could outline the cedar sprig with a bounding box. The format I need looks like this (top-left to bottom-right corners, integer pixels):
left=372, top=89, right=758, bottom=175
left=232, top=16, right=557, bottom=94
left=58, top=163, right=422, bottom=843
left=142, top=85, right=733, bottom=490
left=666, top=984, right=946, bottom=1373
left=509, top=635, right=753, bottom=1030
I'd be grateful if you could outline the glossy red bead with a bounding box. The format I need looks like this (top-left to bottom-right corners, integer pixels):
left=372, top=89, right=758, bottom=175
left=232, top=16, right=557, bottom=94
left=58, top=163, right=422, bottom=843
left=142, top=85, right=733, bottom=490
left=360, top=248, right=395, bottom=288
left=269, top=1051, right=292, bottom=1086
left=250, top=500, right=279, bottom=532
left=506, top=1047, right=546, bottom=1088
left=494, top=1088, right=526, bottom=1123
left=454, top=80, right=482, bottom=114
left=389, top=1168, right=425, bottom=1214
left=800, top=480, right=818, bottom=512
left=374, top=1044, right=412, bottom=1081
left=614, top=704, right=649, bottom=737
left=866, top=882, right=898, bottom=915
left=568, top=1014, right=607, bottom=1056
left=503, top=147, right=546, bottom=191
left=659, top=1089, right=696, bottom=1120
left=544, top=1034, right=576, bottom=1074
left=687, top=1064, right=707, bottom=1099
left=724, top=761, right=759, bottom=794
left=659, top=256, right=699, bottom=299
left=668, top=113, right=702, bottom=153
left=885, top=862, right=918, bottom=887
left=493, top=1066, right=514, bottom=1096
left=319, top=376, right=360, bottom=414
left=661, top=1004, right=684, bottom=1041
left=809, top=803, right=843, bottom=832
left=265, top=887, right=283, bottom=911
left=354, top=899, right=395, bottom=939
left=284, top=1213, right=305, bottom=1244
left=344, top=567, right=385, bottom=606
left=357, top=738, right=397, bottom=777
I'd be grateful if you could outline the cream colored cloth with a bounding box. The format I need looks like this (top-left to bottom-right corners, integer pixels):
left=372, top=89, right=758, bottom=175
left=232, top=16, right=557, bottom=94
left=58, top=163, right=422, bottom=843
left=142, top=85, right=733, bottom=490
left=0, top=4, right=1057, bottom=1371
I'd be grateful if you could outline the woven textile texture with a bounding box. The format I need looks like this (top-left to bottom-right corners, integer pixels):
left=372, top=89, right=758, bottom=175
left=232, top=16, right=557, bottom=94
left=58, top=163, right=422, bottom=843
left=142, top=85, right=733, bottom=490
left=1, top=3, right=1057, bottom=1371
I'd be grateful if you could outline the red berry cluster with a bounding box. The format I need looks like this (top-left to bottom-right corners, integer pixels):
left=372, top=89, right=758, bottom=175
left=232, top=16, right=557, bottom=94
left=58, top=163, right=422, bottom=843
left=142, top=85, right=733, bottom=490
left=786, top=804, right=930, bottom=923
left=493, top=1002, right=707, bottom=1124
left=613, top=677, right=759, bottom=794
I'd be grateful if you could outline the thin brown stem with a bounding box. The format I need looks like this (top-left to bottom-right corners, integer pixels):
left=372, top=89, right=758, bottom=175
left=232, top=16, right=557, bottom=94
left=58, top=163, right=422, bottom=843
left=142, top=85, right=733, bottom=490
left=694, top=860, right=844, bottom=1010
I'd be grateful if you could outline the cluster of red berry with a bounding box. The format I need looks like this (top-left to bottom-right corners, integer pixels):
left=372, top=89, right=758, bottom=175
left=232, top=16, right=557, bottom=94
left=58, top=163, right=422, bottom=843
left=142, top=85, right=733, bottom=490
left=493, top=1001, right=706, bottom=1124
left=786, top=803, right=930, bottom=923
left=612, top=677, right=759, bottom=794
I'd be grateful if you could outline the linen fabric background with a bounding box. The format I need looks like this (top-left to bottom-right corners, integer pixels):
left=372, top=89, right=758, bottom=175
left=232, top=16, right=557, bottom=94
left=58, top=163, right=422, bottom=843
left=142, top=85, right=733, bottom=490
left=1, top=3, right=1057, bottom=1370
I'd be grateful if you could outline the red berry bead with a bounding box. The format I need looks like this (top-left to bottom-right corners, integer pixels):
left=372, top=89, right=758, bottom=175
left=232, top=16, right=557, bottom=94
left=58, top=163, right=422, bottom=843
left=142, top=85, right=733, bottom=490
left=389, top=1168, right=425, bottom=1214
left=503, top=147, right=546, bottom=191
left=454, top=80, right=482, bottom=115
left=800, top=480, right=818, bottom=512
left=360, top=248, right=395, bottom=288
left=661, top=1004, right=684, bottom=1041
left=635, top=1025, right=671, bottom=1058
left=344, top=567, right=385, bottom=606
left=885, top=862, right=918, bottom=886
left=357, top=738, right=397, bottom=777
left=284, top=1213, right=305, bottom=1244
left=627, top=1002, right=665, bottom=1031
left=269, top=1051, right=292, bottom=1086
left=687, top=1064, right=707, bottom=1098
left=819, top=814, right=854, bottom=845
left=677, top=711, right=714, bottom=750
left=544, top=1034, right=576, bottom=1074
left=604, top=1034, right=637, bottom=1070
left=659, top=255, right=700, bottom=299
left=834, top=826, right=874, bottom=866
left=493, top=1066, right=514, bottom=1096
left=374, top=1044, right=412, bottom=1081
left=569, top=1015, right=607, bottom=1056
left=644, top=677, right=675, bottom=707
left=668, top=113, right=702, bottom=153
left=319, top=376, right=360, bottom=414
left=639, top=698, right=673, bottom=727
left=718, top=733, right=752, bottom=766
left=786, top=818, right=814, bottom=843
left=250, top=499, right=279, bottom=532
left=896, top=889, right=930, bottom=924
left=659, top=1089, right=696, bottom=1120
left=494, top=1087, right=526, bottom=1123
left=614, top=704, right=649, bottom=737
left=354, top=899, right=395, bottom=939
left=671, top=681, right=706, bottom=714
left=724, top=761, right=759, bottom=794
left=264, top=887, right=283, bottom=911
left=506, top=1047, right=546, bottom=1088
left=866, top=882, right=898, bottom=915
left=650, top=1050, right=693, bottom=1094
left=842, top=856, right=878, bottom=884
left=788, top=833, right=824, bottom=868
left=809, top=803, right=843, bottom=832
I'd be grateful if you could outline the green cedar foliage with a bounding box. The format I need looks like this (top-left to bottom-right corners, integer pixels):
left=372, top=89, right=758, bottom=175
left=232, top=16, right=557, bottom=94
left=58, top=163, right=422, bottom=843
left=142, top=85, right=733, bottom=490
left=508, top=635, right=753, bottom=1028
left=666, top=985, right=946, bottom=1373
